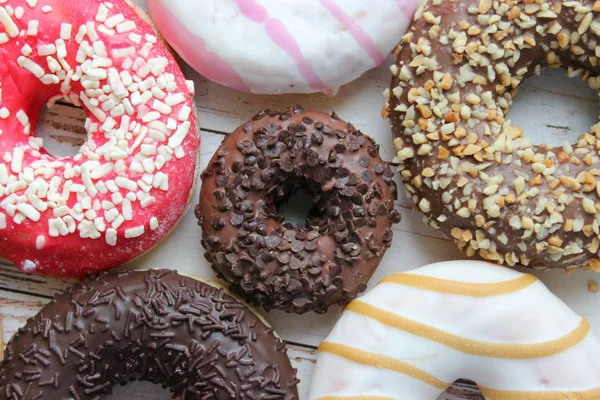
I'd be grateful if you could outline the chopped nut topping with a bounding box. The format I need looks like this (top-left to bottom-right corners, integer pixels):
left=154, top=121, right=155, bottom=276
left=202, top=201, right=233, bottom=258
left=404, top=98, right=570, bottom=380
left=388, top=0, right=600, bottom=271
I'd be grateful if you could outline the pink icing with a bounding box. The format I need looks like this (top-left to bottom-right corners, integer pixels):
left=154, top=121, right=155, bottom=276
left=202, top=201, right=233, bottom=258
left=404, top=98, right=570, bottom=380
left=0, top=0, right=200, bottom=278
left=148, top=1, right=251, bottom=93
left=231, top=0, right=269, bottom=23
left=318, top=0, right=385, bottom=66
left=232, top=0, right=333, bottom=95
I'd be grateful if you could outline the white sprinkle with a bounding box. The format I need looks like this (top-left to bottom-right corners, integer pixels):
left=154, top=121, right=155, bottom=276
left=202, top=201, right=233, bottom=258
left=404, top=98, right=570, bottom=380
left=90, top=162, right=113, bottom=179
left=55, top=39, right=66, bottom=58
left=128, top=32, right=142, bottom=44
left=140, top=197, right=154, bottom=208
left=92, top=40, right=107, bottom=57
left=16, top=110, right=29, bottom=129
left=169, top=121, right=191, bottom=149
left=186, top=80, right=195, bottom=95
left=60, top=23, right=72, bottom=40
left=122, top=198, right=132, bottom=220
left=14, top=6, right=24, bottom=19
left=17, top=56, right=44, bottom=78
left=115, top=176, right=137, bottom=191
left=27, top=19, right=38, bottom=36
left=97, top=25, right=115, bottom=36
left=95, top=3, right=109, bottom=22
left=142, top=111, right=161, bottom=123
left=111, top=215, right=124, bottom=229
left=41, top=5, right=52, bottom=13
left=0, top=213, right=5, bottom=229
left=0, top=6, right=19, bottom=37
left=35, top=235, right=45, bottom=250
left=112, top=46, right=135, bottom=59
left=86, top=21, right=98, bottom=41
left=0, top=33, right=8, bottom=44
left=178, top=106, right=191, bottom=121
left=0, top=107, right=9, bottom=119
left=38, top=43, right=56, bottom=56
left=105, top=13, right=125, bottom=28
left=17, top=203, right=40, bottom=222
left=21, top=44, right=32, bottom=56
left=125, top=226, right=144, bottom=238
left=41, top=74, right=59, bottom=85
left=11, top=148, right=23, bottom=173
left=116, top=20, right=136, bottom=33
left=106, top=228, right=117, bottom=246
left=152, top=99, right=172, bottom=115
left=150, top=217, right=159, bottom=230
left=165, top=93, right=185, bottom=106
left=25, top=0, right=38, bottom=8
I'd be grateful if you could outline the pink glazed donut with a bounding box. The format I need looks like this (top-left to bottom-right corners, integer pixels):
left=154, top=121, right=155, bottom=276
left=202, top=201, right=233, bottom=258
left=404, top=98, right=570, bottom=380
left=147, top=0, right=420, bottom=95
left=0, top=0, right=200, bottom=278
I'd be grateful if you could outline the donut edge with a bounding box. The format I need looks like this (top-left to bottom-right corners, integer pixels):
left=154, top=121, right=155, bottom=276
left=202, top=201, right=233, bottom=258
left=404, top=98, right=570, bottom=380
left=113, top=0, right=203, bottom=270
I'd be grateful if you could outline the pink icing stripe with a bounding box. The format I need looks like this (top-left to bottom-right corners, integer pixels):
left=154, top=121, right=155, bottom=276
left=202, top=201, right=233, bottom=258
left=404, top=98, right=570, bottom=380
left=232, top=0, right=333, bottom=95
left=318, top=0, right=385, bottom=66
left=151, top=1, right=251, bottom=92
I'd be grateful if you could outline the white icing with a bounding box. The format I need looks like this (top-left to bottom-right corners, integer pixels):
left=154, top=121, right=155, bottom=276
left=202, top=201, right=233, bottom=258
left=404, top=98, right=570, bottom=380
left=146, top=0, right=419, bottom=94
left=311, top=353, right=442, bottom=399
left=308, top=260, right=600, bottom=399
left=367, top=281, right=581, bottom=343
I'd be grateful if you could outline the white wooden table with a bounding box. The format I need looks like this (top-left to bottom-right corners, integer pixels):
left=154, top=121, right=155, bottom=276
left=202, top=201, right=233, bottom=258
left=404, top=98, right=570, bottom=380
left=2, top=1, right=600, bottom=399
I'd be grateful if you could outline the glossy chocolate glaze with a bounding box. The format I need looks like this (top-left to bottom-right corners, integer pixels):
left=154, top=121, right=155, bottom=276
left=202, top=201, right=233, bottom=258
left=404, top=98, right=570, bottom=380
left=0, top=270, right=299, bottom=399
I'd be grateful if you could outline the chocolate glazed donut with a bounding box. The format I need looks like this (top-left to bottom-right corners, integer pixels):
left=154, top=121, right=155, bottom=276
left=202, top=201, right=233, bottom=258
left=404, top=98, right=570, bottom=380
left=0, top=270, right=299, bottom=399
left=386, top=0, right=600, bottom=271
left=197, top=107, right=401, bottom=314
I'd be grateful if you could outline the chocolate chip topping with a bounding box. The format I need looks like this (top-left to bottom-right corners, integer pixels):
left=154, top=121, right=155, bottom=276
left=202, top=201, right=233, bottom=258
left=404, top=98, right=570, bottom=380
left=0, top=270, right=299, bottom=399
left=197, top=107, right=401, bottom=314
left=386, top=0, right=600, bottom=272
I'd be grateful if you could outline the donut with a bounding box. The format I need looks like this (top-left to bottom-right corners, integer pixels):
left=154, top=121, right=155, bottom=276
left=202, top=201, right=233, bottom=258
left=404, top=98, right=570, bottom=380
left=308, top=260, right=600, bottom=399
left=0, top=269, right=300, bottom=399
left=196, top=107, right=402, bottom=314
left=385, top=0, right=600, bottom=271
left=145, top=0, right=421, bottom=95
left=0, top=0, right=200, bottom=278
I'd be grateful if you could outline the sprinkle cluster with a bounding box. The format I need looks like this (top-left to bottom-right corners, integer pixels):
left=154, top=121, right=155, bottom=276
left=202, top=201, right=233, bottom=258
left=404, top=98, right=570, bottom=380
left=386, top=0, right=600, bottom=270
left=0, top=1, right=196, bottom=254
left=198, top=108, right=401, bottom=314
left=0, top=270, right=299, bottom=399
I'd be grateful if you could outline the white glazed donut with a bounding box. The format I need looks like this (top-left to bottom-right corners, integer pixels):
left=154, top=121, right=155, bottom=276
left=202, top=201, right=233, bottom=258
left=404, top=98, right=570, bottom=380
left=308, top=260, right=600, bottom=399
left=146, top=0, right=420, bottom=95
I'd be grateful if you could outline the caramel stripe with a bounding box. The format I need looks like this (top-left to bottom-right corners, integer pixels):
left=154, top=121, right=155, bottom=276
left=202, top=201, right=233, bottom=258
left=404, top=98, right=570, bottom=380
left=346, top=301, right=590, bottom=359
left=379, top=273, right=538, bottom=296
left=479, top=385, right=600, bottom=400
left=318, top=342, right=449, bottom=390
left=319, top=342, right=600, bottom=400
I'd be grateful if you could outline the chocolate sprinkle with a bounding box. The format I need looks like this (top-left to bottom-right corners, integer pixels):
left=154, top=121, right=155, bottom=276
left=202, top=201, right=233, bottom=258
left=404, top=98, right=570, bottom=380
left=196, top=107, right=402, bottom=314
left=0, top=270, right=299, bottom=399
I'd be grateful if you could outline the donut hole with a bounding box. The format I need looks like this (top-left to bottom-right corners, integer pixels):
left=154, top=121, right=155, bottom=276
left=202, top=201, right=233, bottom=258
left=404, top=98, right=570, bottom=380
left=35, top=102, right=88, bottom=158
left=107, top=381, right=172, bottom=399
left=509, top=67, right=598, bottom=147
left=273, top=177, right=326, bottom=228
